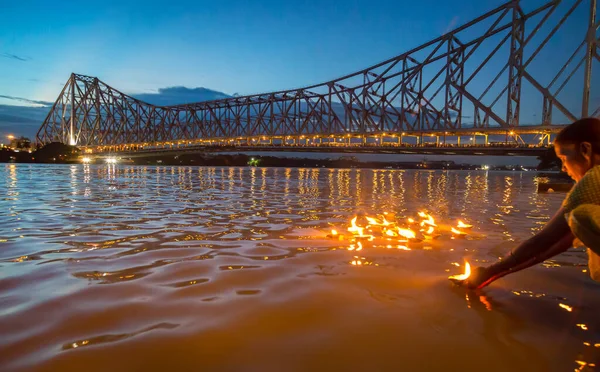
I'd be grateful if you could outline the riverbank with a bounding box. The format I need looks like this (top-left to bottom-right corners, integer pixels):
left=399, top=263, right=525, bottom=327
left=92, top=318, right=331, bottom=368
left=0, top=149, right=541, bottom=171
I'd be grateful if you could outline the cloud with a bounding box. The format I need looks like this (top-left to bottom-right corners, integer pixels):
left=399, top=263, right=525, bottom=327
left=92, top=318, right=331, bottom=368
left=134, top=86, right=232, bottom=106
left=0, top=104, right=51, bottom=139
left=1, top=52, right=30, bottom=62
left=443, top=16, right=459, bottom=35
left=0, top=95, right=53, bottom=107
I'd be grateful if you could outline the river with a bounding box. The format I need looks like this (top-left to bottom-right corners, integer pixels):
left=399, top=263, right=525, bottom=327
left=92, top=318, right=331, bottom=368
left=0, top=164, right=598, bottom=371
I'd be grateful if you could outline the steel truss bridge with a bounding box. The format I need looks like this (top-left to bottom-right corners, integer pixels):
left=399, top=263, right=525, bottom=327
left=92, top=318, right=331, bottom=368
left=36, top=0, right=599, bottom=154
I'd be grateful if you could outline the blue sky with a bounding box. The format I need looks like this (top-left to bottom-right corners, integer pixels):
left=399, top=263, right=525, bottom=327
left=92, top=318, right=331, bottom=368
left=1, top=0, right=538, bottom=100
left=0, top=0, right=596, bottom=139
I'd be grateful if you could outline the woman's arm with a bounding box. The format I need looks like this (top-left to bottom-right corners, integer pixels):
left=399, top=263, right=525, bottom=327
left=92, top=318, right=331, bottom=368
left=467, top=232, right=574, bottom=288
left=462, top=208, right=574, bottom=288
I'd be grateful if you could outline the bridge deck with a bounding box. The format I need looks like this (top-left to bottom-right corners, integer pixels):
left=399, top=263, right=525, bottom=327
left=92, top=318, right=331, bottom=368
left=99, top=144, right=551, bottom=158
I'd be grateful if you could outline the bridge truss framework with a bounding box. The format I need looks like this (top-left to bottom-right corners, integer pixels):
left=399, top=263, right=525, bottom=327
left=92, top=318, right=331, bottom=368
left=36, top=0, right=600, bottom=152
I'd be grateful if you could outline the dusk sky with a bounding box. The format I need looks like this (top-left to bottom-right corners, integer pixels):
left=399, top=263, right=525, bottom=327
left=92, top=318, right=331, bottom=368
left=0, top=0, right=595, bottom=139
left=1, top=0, right=556, bottom=102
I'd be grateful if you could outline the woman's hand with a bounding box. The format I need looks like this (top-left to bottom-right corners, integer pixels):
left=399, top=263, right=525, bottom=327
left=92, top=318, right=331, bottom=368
left=450, top=266, right=499, bottom=289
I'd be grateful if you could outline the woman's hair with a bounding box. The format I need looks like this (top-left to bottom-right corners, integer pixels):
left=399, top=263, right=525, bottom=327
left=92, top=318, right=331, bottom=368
left=555, top=117, right=600, bottom=153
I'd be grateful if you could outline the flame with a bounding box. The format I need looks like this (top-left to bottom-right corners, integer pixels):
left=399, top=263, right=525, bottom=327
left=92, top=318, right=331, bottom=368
left=333, top=211, right=475, bottom=251
left=397, top=245, right=411, bottom=251
left=451, top=227, right=466, bottom=235
left=417, top=212, right=436, bottom=227
left=348, top=217, right=365, bottom=237
left=449, top=262, right=471, bottom=280
left=559, top=303, right=573, bottom=312
left=397, top=228, right=416, bottom=239
left=457, top=220, right=473, bottom=229
left=424, top=216, right=436, bottom=227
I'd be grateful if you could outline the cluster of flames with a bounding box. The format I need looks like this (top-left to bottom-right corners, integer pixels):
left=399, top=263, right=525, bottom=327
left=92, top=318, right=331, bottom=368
left=328, top=211, right=472, bottom=280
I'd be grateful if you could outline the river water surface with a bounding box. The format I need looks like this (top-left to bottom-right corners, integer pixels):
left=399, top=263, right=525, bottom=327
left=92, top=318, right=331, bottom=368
left=0, top=164, right=598, bottom=371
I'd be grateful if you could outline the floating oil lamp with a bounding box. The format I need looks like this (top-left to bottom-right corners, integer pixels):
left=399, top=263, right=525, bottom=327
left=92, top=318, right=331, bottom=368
left=327, top=229, right=344, bottom=239
left=330, top=212, right=476, bottom=248
left=457, top=220, right=473, bottom=229
left=451, top=227, right=467, bottom=238
left=397, top=227, right=416, bottom=240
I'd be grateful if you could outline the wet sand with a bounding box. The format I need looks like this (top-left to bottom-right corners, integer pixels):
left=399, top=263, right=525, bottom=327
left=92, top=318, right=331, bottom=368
left=0, top=164, right=598, bottom=371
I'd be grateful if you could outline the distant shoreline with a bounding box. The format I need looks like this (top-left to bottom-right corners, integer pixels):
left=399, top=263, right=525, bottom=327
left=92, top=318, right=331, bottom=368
left=1, top=144, right=566, bottom=174
left=1, top=153, right=545, bottom=172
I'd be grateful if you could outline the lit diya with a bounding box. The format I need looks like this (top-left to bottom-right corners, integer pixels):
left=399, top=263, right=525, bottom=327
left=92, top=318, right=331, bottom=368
left=457, top=220, right=473, bottom=229
left=326, top=229, right=344, bottom=239
left=450, top=227, right=467, bottom=238
left=328, top=213, right=476, bottom=248
left=449, top=262, right=471, bottom=282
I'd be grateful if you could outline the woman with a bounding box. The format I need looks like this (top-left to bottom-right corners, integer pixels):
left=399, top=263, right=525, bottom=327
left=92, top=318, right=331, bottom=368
left=459, top=117, right=600, bottom=289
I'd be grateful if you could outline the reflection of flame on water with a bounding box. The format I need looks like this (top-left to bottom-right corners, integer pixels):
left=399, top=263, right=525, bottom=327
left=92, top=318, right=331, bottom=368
left=479, top=295, right=492, bottom=311
left=575, top=360, right=596, bottom=370
left=559, top=303, right=573, bottom=312
left=449, top=262, right=471, bottom=281
left=365, top=217, right=380, bottom=226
